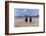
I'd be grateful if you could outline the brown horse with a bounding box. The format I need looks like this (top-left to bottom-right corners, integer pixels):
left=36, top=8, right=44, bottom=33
left=25, top=17, right=28, bottom=22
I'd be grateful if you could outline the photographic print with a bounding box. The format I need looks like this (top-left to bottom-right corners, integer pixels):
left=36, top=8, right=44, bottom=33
left=5, top=1, right=45, bottom=35
left=14, top=8, right=39, bottom=27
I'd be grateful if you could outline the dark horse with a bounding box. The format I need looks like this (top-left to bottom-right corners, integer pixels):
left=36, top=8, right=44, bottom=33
left=29, top=17, right=32, bottom=22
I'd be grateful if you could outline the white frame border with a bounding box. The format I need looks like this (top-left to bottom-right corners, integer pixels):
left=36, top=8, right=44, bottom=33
left=9, top=3, right=44, bottom=33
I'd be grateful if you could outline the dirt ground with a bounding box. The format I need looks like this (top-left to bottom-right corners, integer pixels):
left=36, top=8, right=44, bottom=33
left=14, top=17, right=39, bottom=27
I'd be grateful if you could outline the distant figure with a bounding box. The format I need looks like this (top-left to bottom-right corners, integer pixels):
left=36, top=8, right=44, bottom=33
left=25, top=16, right=28, bottom=22
left=29, top=17, right=32, bottom=22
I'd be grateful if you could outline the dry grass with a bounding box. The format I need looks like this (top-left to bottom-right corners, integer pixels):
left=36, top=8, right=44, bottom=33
left=14, top=17, right=39, bottom=27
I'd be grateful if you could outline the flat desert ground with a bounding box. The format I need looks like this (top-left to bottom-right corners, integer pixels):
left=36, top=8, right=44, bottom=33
left=14, top=17, right=39, bottom=27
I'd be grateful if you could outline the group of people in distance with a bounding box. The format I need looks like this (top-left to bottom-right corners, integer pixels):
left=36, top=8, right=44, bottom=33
left=25, top=16, right=32, bottom=23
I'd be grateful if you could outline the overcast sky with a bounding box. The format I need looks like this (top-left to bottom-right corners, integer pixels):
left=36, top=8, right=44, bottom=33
left=14, top=8, right=39, bottom=16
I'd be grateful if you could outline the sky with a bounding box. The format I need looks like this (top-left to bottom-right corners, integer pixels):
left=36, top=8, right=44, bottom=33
left=14, top=8, right=39, bottom=16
